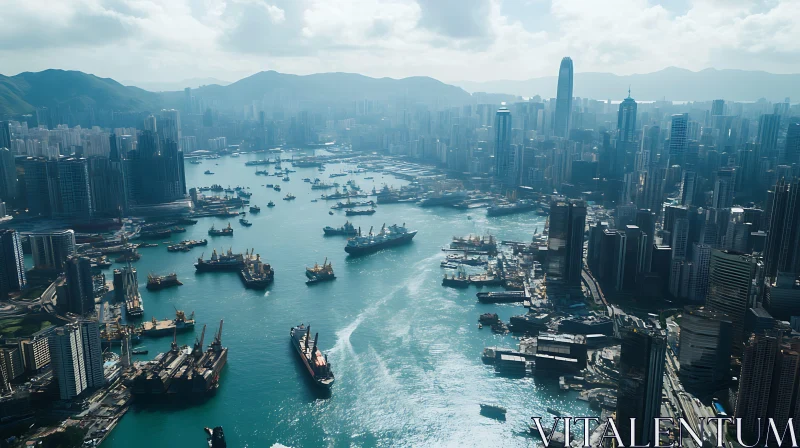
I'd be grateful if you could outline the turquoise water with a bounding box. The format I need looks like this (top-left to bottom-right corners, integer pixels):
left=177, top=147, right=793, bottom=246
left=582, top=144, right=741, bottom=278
left=103, top=154, right=590, bottom=447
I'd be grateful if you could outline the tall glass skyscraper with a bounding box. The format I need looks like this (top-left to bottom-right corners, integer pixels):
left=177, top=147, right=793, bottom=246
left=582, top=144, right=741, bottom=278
left=493, top=105, right=514, bottom=187
left=554, top=57, right=574, bottom=139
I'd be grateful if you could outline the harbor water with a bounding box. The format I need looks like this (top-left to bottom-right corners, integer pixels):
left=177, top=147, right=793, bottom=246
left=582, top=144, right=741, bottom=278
left=103, top=154, right=590, bottom=447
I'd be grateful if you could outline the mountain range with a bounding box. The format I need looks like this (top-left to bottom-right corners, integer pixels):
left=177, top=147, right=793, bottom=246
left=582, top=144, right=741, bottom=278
left=121, top=77, right=231, bottom=92
left=1, top=67, right=799, bottom=117
left=454, top=67, right=800, bottom=102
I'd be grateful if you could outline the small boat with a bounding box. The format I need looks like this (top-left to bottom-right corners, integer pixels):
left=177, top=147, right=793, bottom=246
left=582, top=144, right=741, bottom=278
left=311, top=199, right=318, bottom=203
left=273, top=186, right=281, bottom=192
left=204, top=170, right=214, bottom=175
left=282, top=176, right=290, bottom=182
left=328, top=211, right=334, bottom=215
left=547, top=407, right=562, bottom=417
left=267, top=201, right=276, bottom=207
left=190, top=159, right=202, bottom=165
left=205, top=426, right=227, bottom=448
left=479, top=404, right=507, bottom=420
left=132, top=349, right=148, bottom=355
left=283, top=194, right=296, bottom=201
left=239, top=218, right=252, bottom=227
left=250, top=205, right=261, bottom=213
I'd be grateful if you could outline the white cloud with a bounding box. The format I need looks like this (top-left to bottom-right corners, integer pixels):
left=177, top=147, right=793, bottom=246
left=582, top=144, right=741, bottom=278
left=1, top=0, right=799, bottom=84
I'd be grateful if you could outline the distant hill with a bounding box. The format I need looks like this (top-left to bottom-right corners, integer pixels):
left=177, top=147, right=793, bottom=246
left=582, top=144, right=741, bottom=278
left=453, top=67, right=800, bottom=102
left=122, top=77, right=231, bottom=92
left=0, top=69, right=160, bottom=115
left=159, top=70, right=473, bottom=109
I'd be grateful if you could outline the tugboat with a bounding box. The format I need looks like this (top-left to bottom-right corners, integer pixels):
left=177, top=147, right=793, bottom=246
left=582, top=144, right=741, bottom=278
left=283, top=193, right=296, bottom=201
left=205, top=426, right=227, bottom=448
left=239, top=218, right=252, bottom=227
left=146, top=272, right=183, bottom=290
left=267, top=201, right=276, bottom=207
left=208, top=223, right=234, bottom=236
left=273, top=185, right=281, bottom=192
left=345, top=208, right=376, bottom=216
left=290, top=324, right=334, bottom=389
left=249, top=205, right=261, bottom=213
left=344, top=223, right=417, bottom=255
left=306, top=258, right=335, bottom=284
left=204, top=170, right=214, bottom=175
left=322, top=221, right=357, bottom=236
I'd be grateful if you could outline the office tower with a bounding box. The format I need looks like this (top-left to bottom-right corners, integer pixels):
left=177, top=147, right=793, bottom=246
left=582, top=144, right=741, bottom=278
left=621, top=225, right=646, bottom=291
left=79, top=320, right=104, bottom=388
left=641, top=166, right=666, bottom=217
left=635, top=209, right=655, bottom=273
left=668, top=114, right=689, bottom=165
left=678, top=307, right=731, bottom=396
left=786, top=122, right=800, bottom=165
left=712, top=169, right=735, bottom=209
left=0, top=147, right=16, bottom=201
left=706, top=250, right=759, bottom=354
left=22, top=158, right=52, bottom=215
left=0, top=229, right=26, bottom=297
left=764, top=178, right=800, bottom=278
left=616, top=329, right=666, bottom=447
left=48, top=323, right=88, bottom=400
left=616, top=91, right=637, bottom=176
left=679, top=170, right=697, bottom=206
left=0, top=121, right=10, bottom=150
left=53, top=158, right=93, bottom=220
left=711, top=99, right=724, bottom=117
left=757, top=113, right=781, bottom=157
left=493, top=105, right=516, bottom=187
left=735, top=332, right=779, bottom=444
left=689, top=243, right=712, bottom=302
left=184, top=87, right=192, bottom=114
left=546, top=197, right=586, bottom=286
left=29, top=229, right=76, bottom=271
left=64, top=255, right=94, bottom=315
left=764, top=272, right=800, bottom=320
left=553, top=57, right=574, bottom=139
left=160, top=109, right=181, bottom=144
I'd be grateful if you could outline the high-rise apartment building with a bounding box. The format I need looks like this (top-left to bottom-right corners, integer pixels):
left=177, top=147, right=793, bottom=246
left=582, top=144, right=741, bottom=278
left=29, top=229, right=76, bottom=271
left=0, top=229, right=26, bottom=297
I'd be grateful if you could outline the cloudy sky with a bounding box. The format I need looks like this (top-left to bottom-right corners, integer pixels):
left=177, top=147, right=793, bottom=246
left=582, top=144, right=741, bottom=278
left=2, top=0, right=800, bottom=85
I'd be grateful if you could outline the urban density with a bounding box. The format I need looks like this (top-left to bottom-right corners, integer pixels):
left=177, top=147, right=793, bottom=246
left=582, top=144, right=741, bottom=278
left=1, top=8, right=800, bottom=447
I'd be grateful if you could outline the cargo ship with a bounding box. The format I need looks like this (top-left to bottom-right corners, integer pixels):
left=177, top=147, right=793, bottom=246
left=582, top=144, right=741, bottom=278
left=194, top=249, right=246, bottom=272
left=101, top=320, right=141, bottom=348
left=140, top=309, right=195, bottom=337
left=167, top=239, right=208, bottom=252
left=140, top=228, right=171, bottom=239
left=476, top=291, right=530, bottom=303
left=330, top=200, right=375, bottom=209
left=306, top=258, right=335, bottom=284
left=239, top=250, right=274, bottom=289
left=290, top=324, right=334, bottom=389
left=418, top=190, right=468, bottom=207
left=245, top=159, right=273, bottom=166
left=124, top=263, right=144, bottom=317
left=146, top=272, right=183, bottom=290
left=131, top=320, right=227, bottom=396
left=208, top=223, right=233, bottom=236
left=486, top=200, right=537, bottom=217
left=249, top=205, right=261, bottom=213
left=344, top=223, right=417, bottom=255
left=323, top=221, right=357, bottom=236
left=450, top=234, right=497, bottom=254
left=345, top=208, right=375, bottom=216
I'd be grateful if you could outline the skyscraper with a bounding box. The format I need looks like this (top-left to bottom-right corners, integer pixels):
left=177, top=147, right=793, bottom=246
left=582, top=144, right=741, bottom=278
left=54, top=158, right=93, bottom=220
left=64, top=255, right=94, bottom=315
left=705, top=249, right=759, bottom=354
left=553, top=57, right=574, bottom=139
left=678, top=307, right=731, bottom=396
left=0, top=229, right=26, bottom=297
left=0, top=121, right=11, bottom=150
left=616, top=329, right=666, bottom=446
left=48, top=323, right=88, bottom=400
left=29, top=229, right=76, bottom=271
left=616, top=90, right=637, bottom=176
left=757, top=113, right=781, bottom=157
left=734, top=332, right=779, bottom=444
left=493, top=105, right=516, bottom=187
left=668, top=113, right=688, bottom=162
left=785, top=122, right=800, bottom=165
left=0, top=147, right=16, bottom=202
left=546, top=197, right=587, bottom=286
left=160, top=109, right=182, bottom=144
left=79, top=320, right=104, bottom=388
left=764, top=177, right=800, bottom=278
left=712, top=169, right=735, bottom=209
left=679, top=170, right=697, bottom=206
left=711, top=99, right=725, bottom=117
